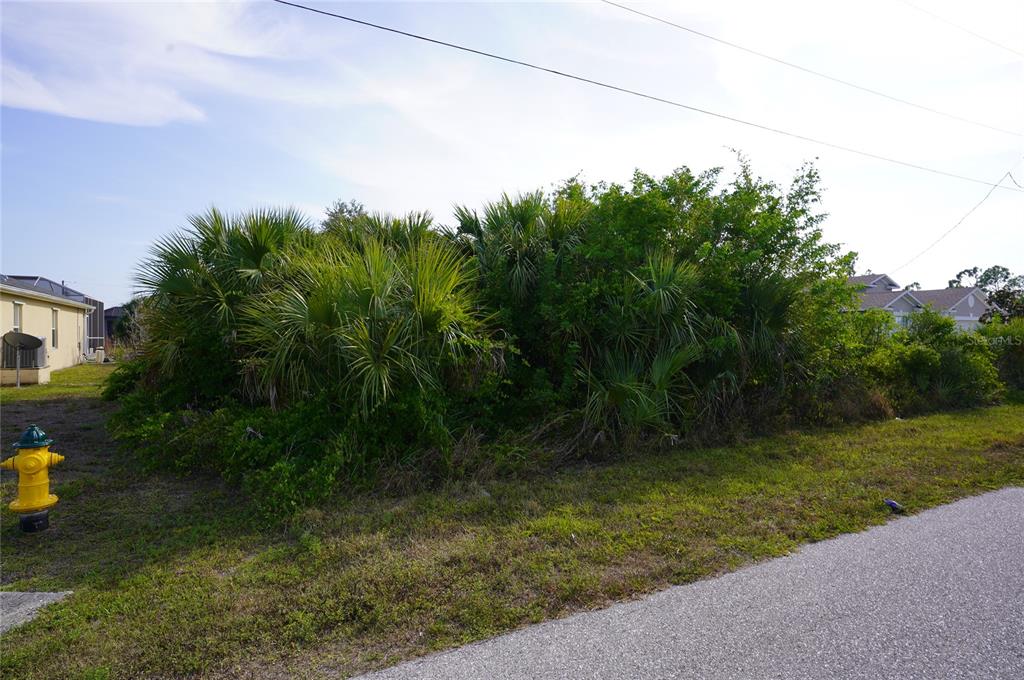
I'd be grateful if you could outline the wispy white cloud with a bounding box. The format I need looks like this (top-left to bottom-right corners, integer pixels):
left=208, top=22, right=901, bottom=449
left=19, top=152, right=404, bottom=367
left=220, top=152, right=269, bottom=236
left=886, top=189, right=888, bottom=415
left=0, top=1, right=362, bottom=125
left=1, top=0, right=1022, bottom=295
left=2, top=59, right=206, bottom=126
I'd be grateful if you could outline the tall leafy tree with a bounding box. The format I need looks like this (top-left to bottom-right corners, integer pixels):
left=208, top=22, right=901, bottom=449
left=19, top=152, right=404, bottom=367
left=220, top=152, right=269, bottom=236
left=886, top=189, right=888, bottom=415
left=322, top=198, right=367, bottom=235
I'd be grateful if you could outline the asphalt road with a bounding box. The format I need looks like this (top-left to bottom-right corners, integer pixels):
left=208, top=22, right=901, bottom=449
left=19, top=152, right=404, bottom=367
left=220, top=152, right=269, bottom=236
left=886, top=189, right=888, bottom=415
left=361, top=487, right=1024, bottom=680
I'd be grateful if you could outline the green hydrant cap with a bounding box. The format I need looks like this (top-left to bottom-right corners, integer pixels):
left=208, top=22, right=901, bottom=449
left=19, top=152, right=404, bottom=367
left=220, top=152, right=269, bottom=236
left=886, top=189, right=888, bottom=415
left=13, top=424, right=53, bottom=449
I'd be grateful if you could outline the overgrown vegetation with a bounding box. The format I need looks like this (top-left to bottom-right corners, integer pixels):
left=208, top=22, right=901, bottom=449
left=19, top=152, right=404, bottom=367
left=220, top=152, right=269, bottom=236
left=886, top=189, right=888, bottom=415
left=847, top=307, right=1004, bottom=414
left=105, top=160, right=1021, bottom=511
left=4, top=394, right=1023, bottom=678
left=979, top=316, right=1024, bottom=393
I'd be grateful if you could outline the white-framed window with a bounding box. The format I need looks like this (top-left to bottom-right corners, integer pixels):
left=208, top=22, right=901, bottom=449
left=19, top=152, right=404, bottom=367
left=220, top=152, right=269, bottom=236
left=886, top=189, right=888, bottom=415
left=52, top=308, right=59, bottom=349
left=12, top=301, right=23, bottom=332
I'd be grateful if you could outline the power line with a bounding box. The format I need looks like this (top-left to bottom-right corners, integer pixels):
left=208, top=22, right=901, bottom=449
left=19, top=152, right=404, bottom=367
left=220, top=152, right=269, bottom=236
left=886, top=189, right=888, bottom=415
left=270, top=0, right=1024, bottom=194
left=898, top=0, right=1024, bottom=58
left=599, top=0, right=1020, bottom=138
left=890, top=158, right=1024, bottom=274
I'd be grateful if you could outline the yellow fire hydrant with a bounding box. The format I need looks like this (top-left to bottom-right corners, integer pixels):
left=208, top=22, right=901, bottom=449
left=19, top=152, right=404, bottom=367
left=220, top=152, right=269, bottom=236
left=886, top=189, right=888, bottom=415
left=1, top=424, right=64, bottom=532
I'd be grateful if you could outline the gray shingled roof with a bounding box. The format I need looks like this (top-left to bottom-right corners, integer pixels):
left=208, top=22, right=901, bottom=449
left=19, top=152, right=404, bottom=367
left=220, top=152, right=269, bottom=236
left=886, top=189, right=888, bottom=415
left=847, top=273, right=903, bottom=291
left=848, top=274, right=883, bottom=287
left=857, top=290, right=917, bottom=311
left=913, top=288, right=983, bottom=311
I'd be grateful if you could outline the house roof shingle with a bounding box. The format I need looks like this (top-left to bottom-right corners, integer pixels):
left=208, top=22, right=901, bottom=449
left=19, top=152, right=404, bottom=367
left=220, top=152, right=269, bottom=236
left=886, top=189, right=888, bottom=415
left=847, top=274, right=882, bottom=287
left=848, top=271, right=990, bottom=316
left=913, top=288, right=980, bottom=311
left=847, top=273, right=901, bottom=289
left=857, top=290, right=914, bottom=311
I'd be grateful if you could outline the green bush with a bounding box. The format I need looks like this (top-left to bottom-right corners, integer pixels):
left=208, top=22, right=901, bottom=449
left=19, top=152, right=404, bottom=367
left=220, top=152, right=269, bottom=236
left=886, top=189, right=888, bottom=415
left=108, top=388, right=462, bottom=514
left=855, top=308, right=1001, bottom=413
left=864, top=341, right=940, bottom=412
left=447, top=162, right=855, bottom=436
left=101, top=359, right=147, bottom=401
left=107, top=160, right=1013, bottom=514
left=979, top=317, right=1024, bottom=390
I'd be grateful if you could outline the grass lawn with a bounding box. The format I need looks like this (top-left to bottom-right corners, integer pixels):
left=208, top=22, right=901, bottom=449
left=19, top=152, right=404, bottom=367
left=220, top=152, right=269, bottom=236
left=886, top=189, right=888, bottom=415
left=0, top=363, right=116, bottom=402
left=0, top=384, right=1021, bottom=679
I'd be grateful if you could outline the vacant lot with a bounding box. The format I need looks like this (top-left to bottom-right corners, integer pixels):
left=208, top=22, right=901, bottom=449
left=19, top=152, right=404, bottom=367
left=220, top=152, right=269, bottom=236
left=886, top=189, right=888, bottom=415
left=2, top=366, right=1022, bottom=679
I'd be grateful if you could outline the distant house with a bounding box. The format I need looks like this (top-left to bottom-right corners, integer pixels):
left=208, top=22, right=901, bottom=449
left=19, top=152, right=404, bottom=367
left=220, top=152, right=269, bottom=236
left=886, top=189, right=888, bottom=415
left=848, top=274, right=990, bottom=330
left=1, top=275, right=104, bottom=384
left=104, top=305, right=125, bottom=347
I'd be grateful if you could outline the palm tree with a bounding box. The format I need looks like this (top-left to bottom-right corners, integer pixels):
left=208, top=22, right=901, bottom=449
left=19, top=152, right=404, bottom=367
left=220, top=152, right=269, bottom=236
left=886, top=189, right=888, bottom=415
left=239, top=217, right=483, bottom=414
left=135, top=207, right=312, bottom=401
left=577, top=251, right=703, bottom=437
left=451, top=191, right=588, bottom=303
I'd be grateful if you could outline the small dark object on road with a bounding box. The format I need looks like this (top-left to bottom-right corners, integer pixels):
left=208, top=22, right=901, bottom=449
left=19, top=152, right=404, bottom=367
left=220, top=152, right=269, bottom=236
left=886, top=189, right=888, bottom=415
left=884, top=499, right=905, bottom=514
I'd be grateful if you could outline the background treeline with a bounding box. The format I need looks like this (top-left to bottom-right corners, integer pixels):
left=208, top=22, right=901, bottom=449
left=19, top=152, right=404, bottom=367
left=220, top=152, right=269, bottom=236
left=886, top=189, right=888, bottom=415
left=106, top=161, right=1024, bottom=512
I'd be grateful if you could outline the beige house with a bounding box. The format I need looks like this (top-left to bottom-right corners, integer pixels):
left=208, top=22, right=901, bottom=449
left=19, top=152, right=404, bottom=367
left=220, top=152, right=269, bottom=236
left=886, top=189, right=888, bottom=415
left=1, top=279, right=94, bottom=384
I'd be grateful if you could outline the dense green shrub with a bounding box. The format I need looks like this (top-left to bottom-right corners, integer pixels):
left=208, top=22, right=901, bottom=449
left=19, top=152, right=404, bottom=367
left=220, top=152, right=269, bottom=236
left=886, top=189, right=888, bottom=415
left=863, top=341, right=941, bottom=412
left=101, top=359, right=147, bottom=401
left=856, top=308, right=1002, bottom=413
left=110, top=207, right=497, bottom=511
left=108, top=387, right=466, bottom=514
left=979, top=317, right=1024, bottom=390
left=447, top=162, right=854, bottom=436
left=137, top=208, right=489, bottom=412
left=907, top=308, right=1002, bottom=407
left=108, top=160, right=1012, bottom=513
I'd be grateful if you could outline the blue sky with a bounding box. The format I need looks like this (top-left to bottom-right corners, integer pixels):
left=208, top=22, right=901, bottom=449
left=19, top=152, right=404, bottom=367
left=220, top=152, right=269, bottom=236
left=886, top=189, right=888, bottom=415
left=2, top=0, right=1022, bottom=306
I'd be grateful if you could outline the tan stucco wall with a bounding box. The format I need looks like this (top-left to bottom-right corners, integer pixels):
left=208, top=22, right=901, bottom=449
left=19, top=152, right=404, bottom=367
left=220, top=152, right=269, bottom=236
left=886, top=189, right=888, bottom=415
left=1, top=292, right=88, bottom=371
left=1, top=366, right=52, bottom=385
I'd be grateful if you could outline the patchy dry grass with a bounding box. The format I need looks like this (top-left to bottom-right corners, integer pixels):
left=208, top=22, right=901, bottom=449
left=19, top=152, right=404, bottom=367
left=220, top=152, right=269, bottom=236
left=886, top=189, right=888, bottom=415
left=1, top=398, right=1022, bottom=679
left=0, top=363, right=115, bottom=402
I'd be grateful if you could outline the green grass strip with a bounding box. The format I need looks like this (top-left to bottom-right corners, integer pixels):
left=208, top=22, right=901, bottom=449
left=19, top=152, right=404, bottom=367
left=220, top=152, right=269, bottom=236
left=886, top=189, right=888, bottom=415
left=1, top=402, right=1021, bottom=678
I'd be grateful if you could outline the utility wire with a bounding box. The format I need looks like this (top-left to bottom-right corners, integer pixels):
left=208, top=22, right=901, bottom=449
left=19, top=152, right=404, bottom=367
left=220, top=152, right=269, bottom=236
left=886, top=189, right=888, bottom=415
left=890, top=158, right=1024, bottom=274
left=270, top=0, right=1024, bottom=194
left=898, top=0, right=1024, bottom=58
left=599, top=0, right=1020, bottom=138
